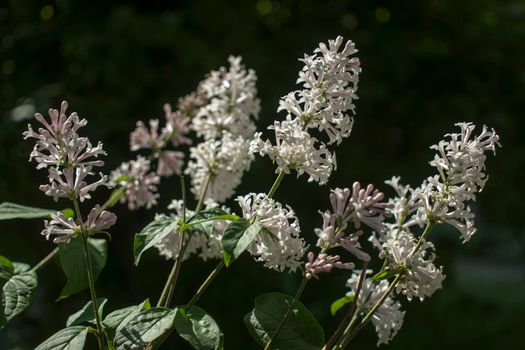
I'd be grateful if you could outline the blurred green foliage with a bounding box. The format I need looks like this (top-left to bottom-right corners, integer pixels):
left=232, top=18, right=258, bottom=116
left=1, top=0, right=524, bottom=349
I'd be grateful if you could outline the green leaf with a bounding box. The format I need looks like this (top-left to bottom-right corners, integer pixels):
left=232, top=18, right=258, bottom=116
left=330, top=295, right=354, bottom=316
left=221, top=219, right=261, bottom=266
left=35, top=325, right=88, bottom=350
left=0, top=255, right=14, bottom=287
left=1, top=263, right=38, bottom=329
left=58, top=237, right=107, bottom=299
left=66, top=297, right=108, bottom=327
left=108, top=187, right=126, bottom=208
left=113, top=307, right=177, bottom=349
left=103, top=299, right=151, bottom=347
left=174, top=306, right=224, bottom=350
left=244, top=292, right=325, bottom=350
left=372, top=268, right=399, bottom=282
left=60, top=208, right=76, bottom=219
left=180, top=208, right=239, bottom=234
left=133, top=218, right=179, bottom=266
left=0, top=202, right=55, bottom=220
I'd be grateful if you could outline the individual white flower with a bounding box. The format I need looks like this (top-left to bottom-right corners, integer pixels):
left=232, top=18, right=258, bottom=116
left=23, top=101, right=106, bottom=169
left=236, top=193, right=306, bottom=272
left=250, top=118, right=336, bottom=184
left=192, top=56, right=260, bottom=140
left=186, top=133, right=253, bottom=203
left=39, top=166, right=107, bottom=202
left=304, top=252, right=354, bottom=280
left=380, top=230, right=445, bottom=301
left=278, top=36, right=361, bottom=144
left=347, top=270, right=405, bottom=346
left=110, top=156, right=160, bottom=210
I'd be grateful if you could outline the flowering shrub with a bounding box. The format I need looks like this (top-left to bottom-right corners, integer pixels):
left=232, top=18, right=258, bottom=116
left=0, top=36, right=500, bottom=349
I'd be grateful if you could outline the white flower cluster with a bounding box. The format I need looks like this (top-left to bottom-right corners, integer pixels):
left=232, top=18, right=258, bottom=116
left=192, top=56, right=260, bottom=140
left=421, top=122, right=501, bottom=242
left=250, top=118, right=336, bottom=184
left=24, top=101, right=117, bottom=243
left=280, top=36, right=361, bottom=145
left=380, top=231, right=445, bottom=301
left=251, top=36, right=361, bottom=185
left=110, top=156, right=160, bottom=210
left=347, top=271, right=405, bottom=346
left=23, top=101, right=107, bottom=202
left=236, top=193, right=306, bottom=272
left=154, top=199, right=227, bottom=261
left=186, top=57, right=258, bottom=203
left=186, top=134, right=252, bottom=203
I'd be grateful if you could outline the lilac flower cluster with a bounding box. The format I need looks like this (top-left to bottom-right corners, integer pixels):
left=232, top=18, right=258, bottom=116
left=24, top=101, right=117, bottom=243
left=251, top=36, right=361, bottom=184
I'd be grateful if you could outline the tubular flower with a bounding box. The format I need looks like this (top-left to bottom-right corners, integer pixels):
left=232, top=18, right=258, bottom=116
left=304, top=252, right=354, bottom=280
left=192, top=56, right=260, bottom=140
left=39, top=166, right=106, bottom=202
left=236, top=193, right=306, bottom=272
left=347, top=271, right=405, bottom=346
left=250, top=118, right=336, bottom=184
left=42, top=205, right=116, bottom=243
left=278, top=36, right=361, bottom=144
left=110, top=156, right=160, bottom=210
left=314, top=183, right=389, bottom=258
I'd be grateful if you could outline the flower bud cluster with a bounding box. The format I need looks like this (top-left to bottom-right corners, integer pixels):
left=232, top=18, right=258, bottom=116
left=315, top=183, right=389, bottom=261
left=305, top=252, right=354, bottom=280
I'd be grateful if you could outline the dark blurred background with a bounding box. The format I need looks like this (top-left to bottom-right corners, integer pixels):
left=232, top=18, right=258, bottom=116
left=1, top=0, right=524, bottom=349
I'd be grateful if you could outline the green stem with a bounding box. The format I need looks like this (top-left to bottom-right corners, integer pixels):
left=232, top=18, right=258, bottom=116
left=30, top=247, right=59, bottom=273
left=195, top=174, right=212, bottom=213
left=407, top=221, right=434, bottom=260
left=267, top=170, right=285, bottom=199
left=264, top=277, right=308, bottom=350
left=323, top=262, right=368, bottom=350
left=100, top=184, right=127, bottom=211
left=158, top=175, right=209, bottom=307
left=73, top=198, right=104, bottom=350
left=337, top=274, right=402, bottom=349
left=186, top=261, right=225, bottom=308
